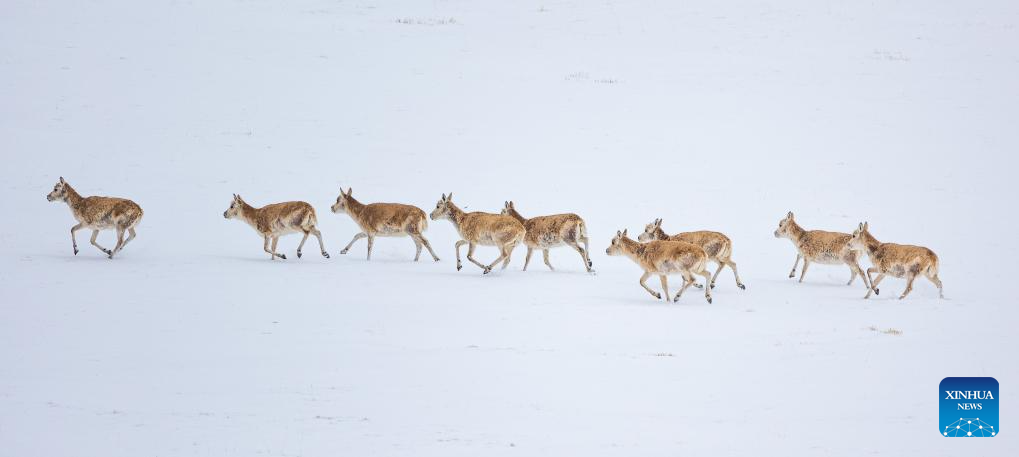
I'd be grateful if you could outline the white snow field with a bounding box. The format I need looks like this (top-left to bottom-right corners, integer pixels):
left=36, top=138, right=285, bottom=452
left=2, top=0, right=1017, bottom=455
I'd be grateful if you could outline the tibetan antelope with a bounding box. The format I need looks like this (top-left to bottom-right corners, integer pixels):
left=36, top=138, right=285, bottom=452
left=46, top=177, right=143, bottom=259
left=223, top=194, right=329, bottom=260
left=606, top=229, right=713, bottom=303
left=331, top=187, right=439, bottom=261
left=638, top=218, right=744, bottom=290
left=773, top=212, right=870, bottom=289
left=429, top=193, right=525, bottom=274
left=849, top=222, right=943, bottom=300
left=501, top=201, right=593, bottom=272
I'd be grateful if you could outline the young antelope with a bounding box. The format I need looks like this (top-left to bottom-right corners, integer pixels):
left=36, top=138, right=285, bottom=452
left=501, top=201, right=593, bottom=273
left=429, top=193, right=525, bottom=274
left=637, top=218, right=744, bottom=290
left=46, top=177, right=143, bottom=259
left=606, top=229, right=713, bottom=303
left=223, top=194, right=329, bottom=260
left=331, top=187, right=439, bottom=261
left=849, top=222, right=944, bottom=300
left=773, top=212, right=870, bottom=289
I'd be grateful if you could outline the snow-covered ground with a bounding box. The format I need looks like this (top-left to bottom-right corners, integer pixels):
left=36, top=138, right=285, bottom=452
left=2, top=0, right=1017, bottom=455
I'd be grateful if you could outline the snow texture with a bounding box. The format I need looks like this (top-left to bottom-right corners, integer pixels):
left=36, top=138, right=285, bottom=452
left=1, top=0, right=1017, bottom=455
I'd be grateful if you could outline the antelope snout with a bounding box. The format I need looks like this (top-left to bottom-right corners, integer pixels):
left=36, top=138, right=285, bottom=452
left=223, top=211, right=229, bottom=218
left=605, top=248, right=611, bottom=255
left=773, top=230, right=780, bottom=238
left=46, top=195, right=53, bottom=202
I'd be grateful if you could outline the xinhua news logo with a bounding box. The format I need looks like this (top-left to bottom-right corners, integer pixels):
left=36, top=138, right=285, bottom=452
left=940, top=377, right=998, bottom=437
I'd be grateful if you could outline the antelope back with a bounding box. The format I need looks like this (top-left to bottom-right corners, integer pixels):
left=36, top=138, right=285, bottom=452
left=522, top=213, right=584, bottom=246
left=641, top=240, right=707, bottom=272
left=671, top=231, right=730, bottom=260
left=256, top=201, right=317, bottom=234
left=461, top=212, right=524, bottom=243
left=360, top=203, right=428, bottom=235
left=80, top=197, right=143, bottom=228
left=798, top=230, right=854, bottom=261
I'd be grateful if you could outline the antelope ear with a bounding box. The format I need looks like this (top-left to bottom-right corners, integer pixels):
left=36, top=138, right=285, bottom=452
left=787, top=211, right=794, bottom=219
left=656, top=218, right=662, bottom=226
left=623, top=229, right=628, bottom=236
left=863, top=222, right=869, bottom=231
left=616, top=230, right=622, bottom=237
left=346, top=187, right=352, bottom=196
left=59, top=176, right=65, bottom=184
left=447, top=192, right=453, bottom=201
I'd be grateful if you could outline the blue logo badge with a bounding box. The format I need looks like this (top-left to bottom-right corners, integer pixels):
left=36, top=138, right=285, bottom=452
left=940, top=377, right=998, bottom=437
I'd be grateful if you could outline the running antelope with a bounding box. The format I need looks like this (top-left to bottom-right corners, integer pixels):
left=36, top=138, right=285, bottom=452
left=606, top=229, right=713, bottom=303
left=46, top=177, right=143, bottom=259
left=501, top=201, right=593, bottom=272
left=638, top=218, right=745, bottom=290
left=223, top=194, right=329, bottom=260
left=773, top=212, right=870, bottom=289
left=331, top=187, right=439, bottom=261
left=429, top=193, right=525, bottom=274
left=849, top=222, right=943, bottom=300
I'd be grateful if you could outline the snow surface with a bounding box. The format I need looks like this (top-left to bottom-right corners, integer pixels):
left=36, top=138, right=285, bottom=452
left=2, top=0, right=1017, bottom=455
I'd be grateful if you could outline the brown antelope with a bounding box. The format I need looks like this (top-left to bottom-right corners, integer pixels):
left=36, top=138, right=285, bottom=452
left=429, top=193, right=525, bottom=274
left=605, top=229, right=713, bottom=303
left=46, top=177, right=144, bottom=259
left=331, top=187, right=440, bottom=262
left=223, top=194, right=329, bottom=260
left=500, top=201, right=593, bottom=273
left=773, top=212, right=870, bottom=289
left=849, top=222, right=943, bottom=300
left=637, top=218, right=745, bottom=290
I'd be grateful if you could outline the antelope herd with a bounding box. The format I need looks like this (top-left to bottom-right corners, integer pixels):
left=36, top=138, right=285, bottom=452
left=45, top=177, right=946, bottom=301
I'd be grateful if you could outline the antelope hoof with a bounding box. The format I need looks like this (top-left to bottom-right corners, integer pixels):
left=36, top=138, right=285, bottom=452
left=875, top=288, right=880, bottom=295
left=709, top=283, right=716, bottom=290
left=322, top=251, right=330, bottom=259
left=340, top=249, right=349, bottom=255
left=456, top=263, right=462, bottom=271
left=107, top=253, right=114, bottom=259
left=706, top=296, right=713, bottom=304
left=73, top=248, right=79, bottom=255
left=673, top=295, right=680, bottom=303
left=483, top=267, right=492, bottom=275
left=653, top=292, right=661, bottom=299
left=588, top=260, right=593, bottom=267
left=279, top=254, right=287, bottom=260
left=297, top=251, right=303, bottom=258
left=692, top=283, right=703, bottom=289
left=738, top=283, right=746, bottom=290
left=434, top=257, right=440, bottom=262
left=789, top=272, right=796, bottom=278
left=899, top=295, right=906, bottom=300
